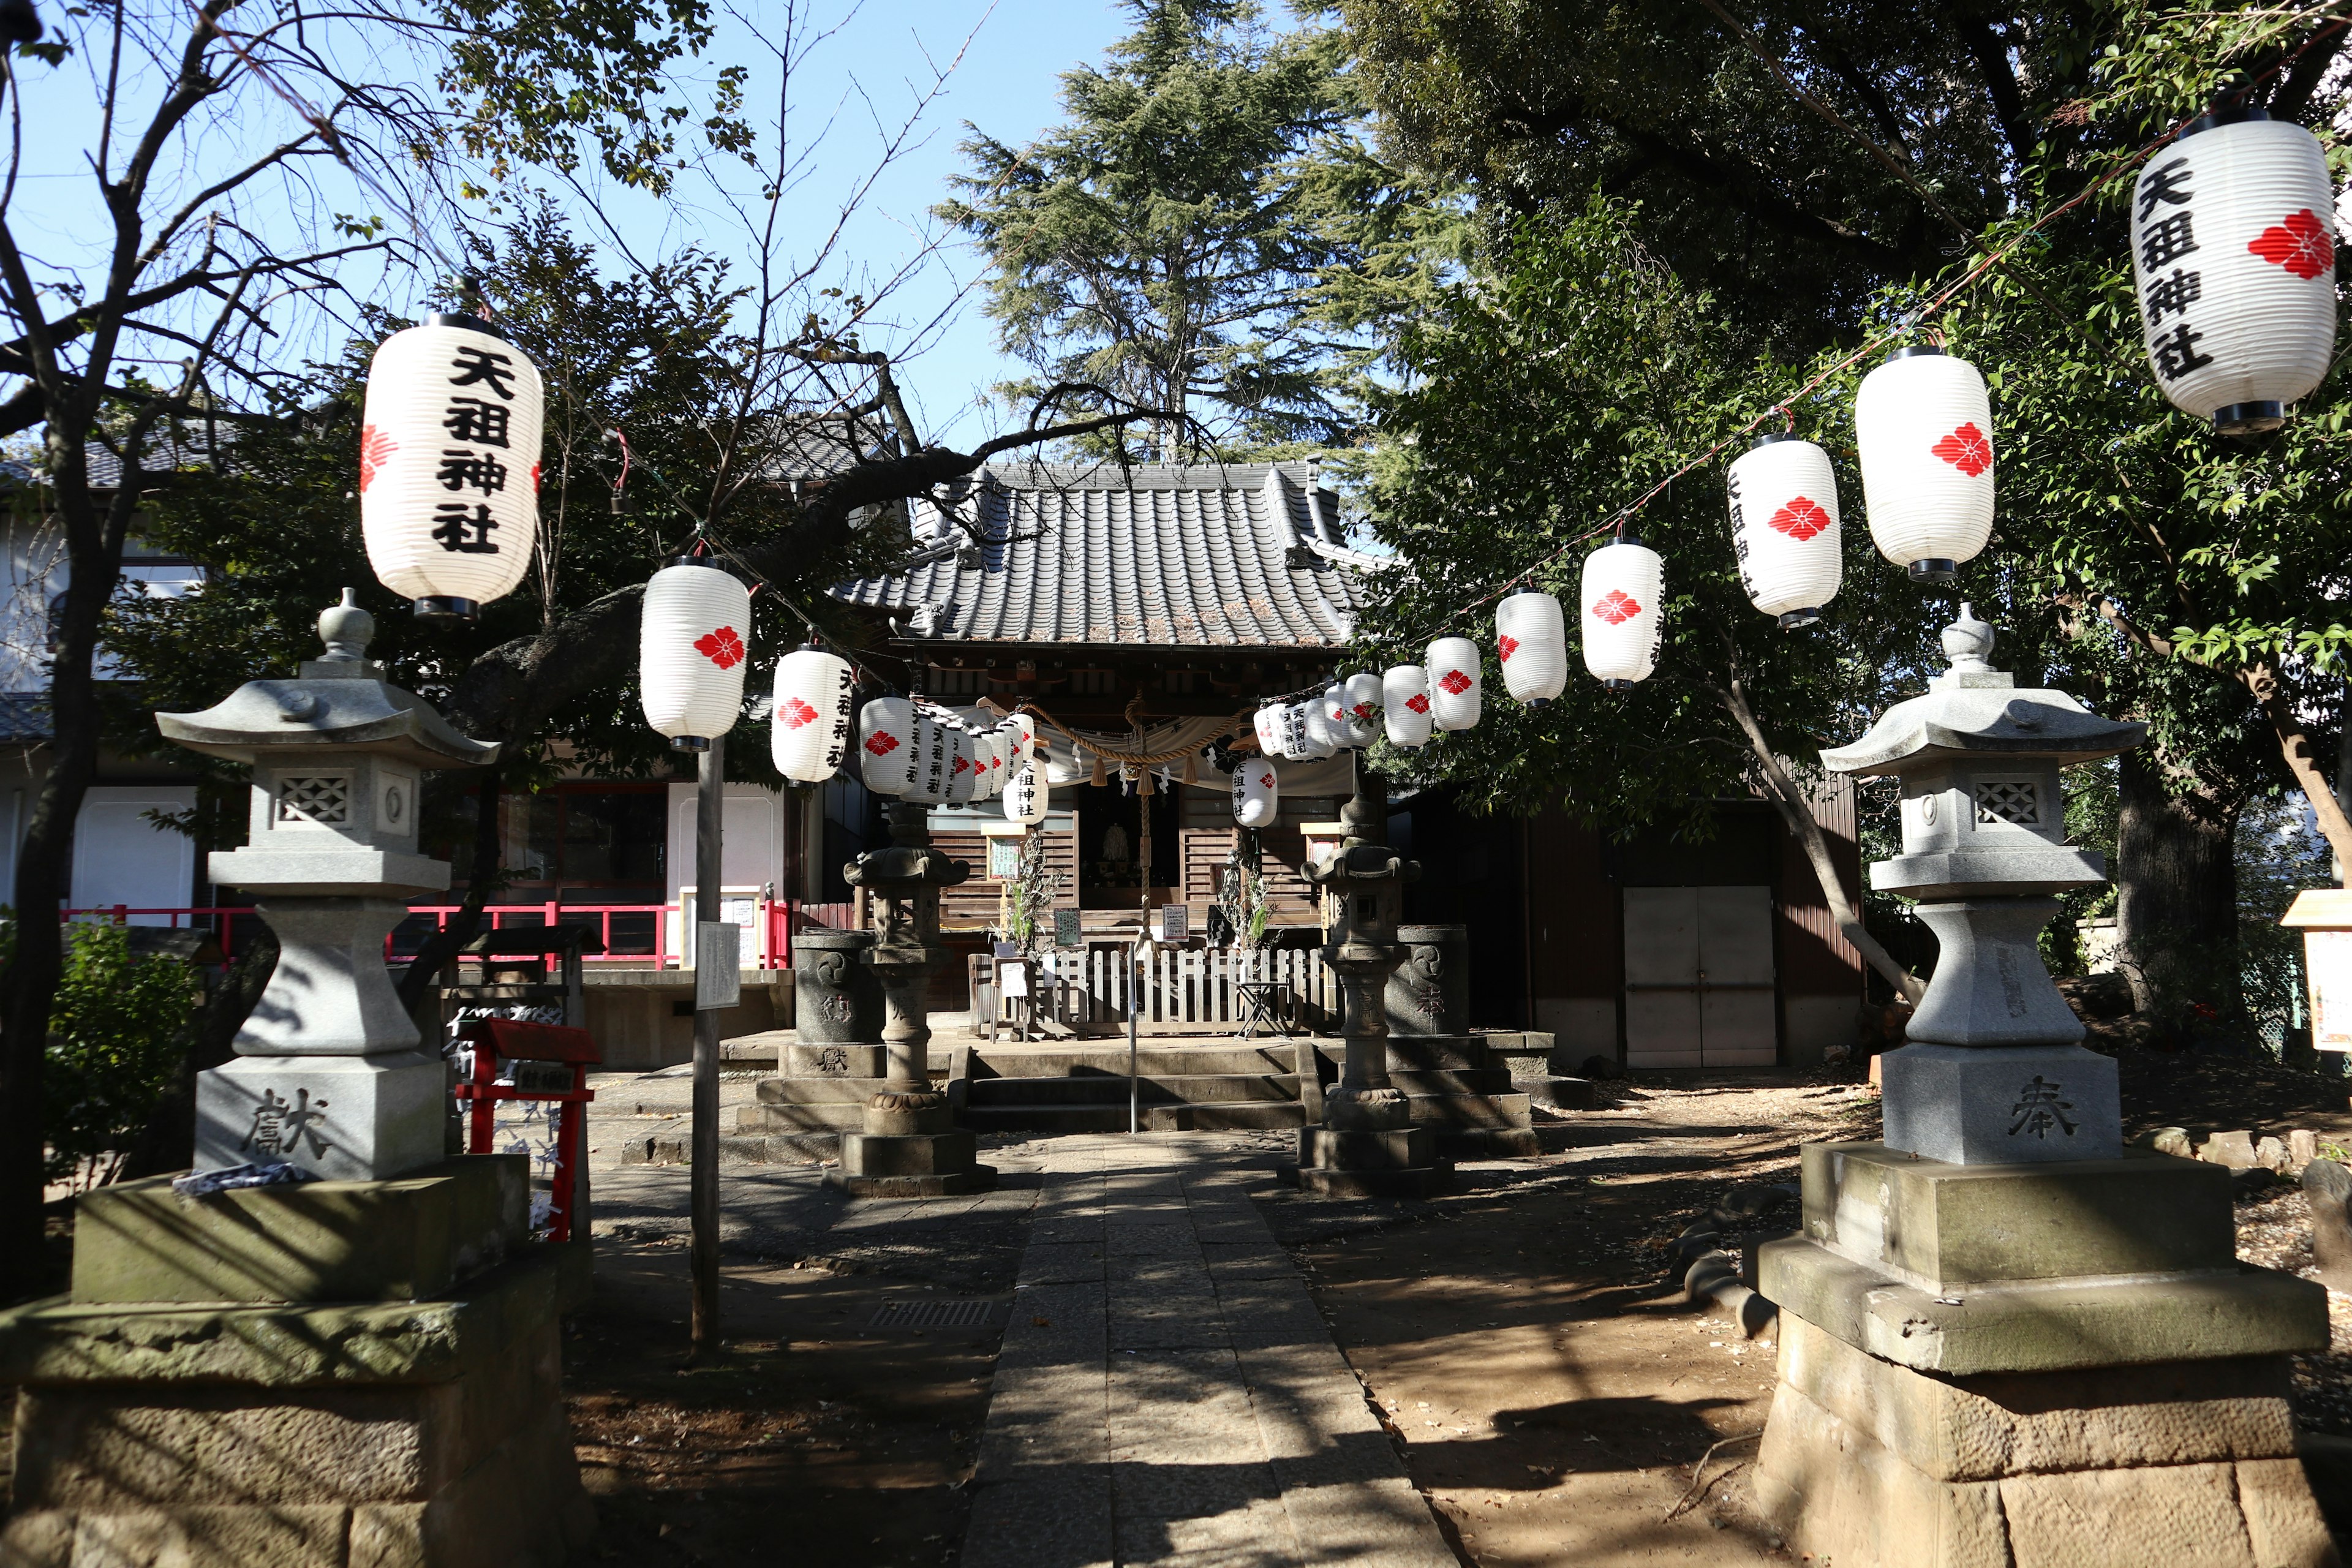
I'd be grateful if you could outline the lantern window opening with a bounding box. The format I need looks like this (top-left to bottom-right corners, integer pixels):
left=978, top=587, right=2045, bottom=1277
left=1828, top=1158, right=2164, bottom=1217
left=276, top=774, right=353, bottom=827
left=1974, top=779, right=2042, bottom=828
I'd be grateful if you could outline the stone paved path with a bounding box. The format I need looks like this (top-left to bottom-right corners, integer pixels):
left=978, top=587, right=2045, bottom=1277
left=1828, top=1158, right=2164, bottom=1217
left=963, top=1134, right=1456, bottom=1568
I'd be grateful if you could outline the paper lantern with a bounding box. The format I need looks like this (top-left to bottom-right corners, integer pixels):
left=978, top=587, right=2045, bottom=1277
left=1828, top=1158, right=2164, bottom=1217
left=1855, top=346, right=1994, bottom=582
left=858, top=697, right=917, bottom=795
left=903, top=712, right=949, bottom=805
left=1727, top=435, right=1843, bottom=627
left=1340, top=672, right=1383, bottom=745
left=770, top=645, right=853, bottom=783
left=1000, top=712, right=1038, bottom=768
left=1305, top=696, right=1344, bottom=757
left=1495, top=588, right=1567, bottom=704
left=980, top=731, right=1007, bottom=799
left=944, top=723, right=979, bottom=804
left=2130, top=110, right=2338, bottom=434
left=360, top=314, right=545, bottom=620
left=1383, top=665, right=1433, bottom=747
left=1581, top=539, right=1663, bottom=688
left=1004, top=760, right=1047, bottom=825
left=1426, top=637, right=1482, bottom=731
left=1253, top=704, right=1284, bottom=758
left=639, top=559, right=750, bottom=751
left=1232, top=756, right=1279, bottom=827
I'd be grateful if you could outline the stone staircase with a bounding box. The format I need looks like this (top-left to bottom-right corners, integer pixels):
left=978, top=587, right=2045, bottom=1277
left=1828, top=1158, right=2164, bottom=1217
left=630, top=1031, right=1553, bottom=1166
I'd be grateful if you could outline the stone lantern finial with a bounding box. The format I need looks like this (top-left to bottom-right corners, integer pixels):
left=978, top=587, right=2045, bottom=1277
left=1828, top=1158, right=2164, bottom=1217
left=1941, top=602, right=1996, bottom=672
left=317, top=587, right=374, bottom=665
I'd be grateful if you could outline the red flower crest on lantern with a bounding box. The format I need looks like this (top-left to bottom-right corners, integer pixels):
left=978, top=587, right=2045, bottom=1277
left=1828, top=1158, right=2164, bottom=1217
left=1351, top=702, right=1374, bottom=720
left=1766, top=496, right=1833, bottom=541
left=1931, top=423, right=1992, bottom=477
left=694, top=626, right=745, bottom=669
left=1259, top=772, right=1274, bottom=788
left=778, top=696, right=819, bottom=730
left=2249, top=209, right=2335, bottom=280
left=863, top=731, right=901, bottom=757
left=358, top=425, right=396, bottom=492
left=1498, top=634, right=1520, bottom=662
left=1438, top=669, right=1474, bottom=695
left=1591, top=589, right=1643, bottom=625
left=1405, top=692, right=1431, bottom=714
left=952, top=753, right=971, bottom=775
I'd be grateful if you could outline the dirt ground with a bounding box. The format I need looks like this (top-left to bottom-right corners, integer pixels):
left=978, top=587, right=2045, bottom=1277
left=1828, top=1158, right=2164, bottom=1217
left=560, top=1238, right=998, bottom=1567
left=542, top=1049, right=2352, bottom=1566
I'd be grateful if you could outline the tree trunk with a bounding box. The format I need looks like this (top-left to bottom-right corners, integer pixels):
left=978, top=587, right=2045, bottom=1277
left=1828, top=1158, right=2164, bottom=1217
left=2239, top=661, right=2352, bottom=887
left=1714, top=677, right=1926, bottom=1005
left=2114, top=747, right=2245, bottom=1039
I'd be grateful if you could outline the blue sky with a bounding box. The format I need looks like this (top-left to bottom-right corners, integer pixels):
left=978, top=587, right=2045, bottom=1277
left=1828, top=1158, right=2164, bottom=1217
left=13, top=0, right=1148, bottom=447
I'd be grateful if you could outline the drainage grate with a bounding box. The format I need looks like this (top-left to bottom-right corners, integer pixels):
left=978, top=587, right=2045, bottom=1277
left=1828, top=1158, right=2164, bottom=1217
left=869, top=1298, right=998, bottom=1330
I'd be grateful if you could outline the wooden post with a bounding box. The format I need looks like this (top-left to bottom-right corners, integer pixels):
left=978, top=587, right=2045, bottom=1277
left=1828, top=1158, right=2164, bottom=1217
left=691, top=739, right=723, bottom=1361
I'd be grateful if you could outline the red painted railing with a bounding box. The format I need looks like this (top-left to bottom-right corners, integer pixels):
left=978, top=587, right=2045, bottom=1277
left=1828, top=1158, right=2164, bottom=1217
left=61, top=899, right=797, bottom=971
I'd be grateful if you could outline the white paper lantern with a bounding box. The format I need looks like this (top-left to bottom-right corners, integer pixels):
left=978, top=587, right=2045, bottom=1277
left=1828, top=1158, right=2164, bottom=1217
left=858, top=697, right=917, bottom=795
left=360, top=314, right=545, bottom=620
left=770, top=646, right=853, bottom=783
left=1855, top=346, right=1994, bottom=582
left=1232, top=756, right=1279, bottom=827
left=982, top=731, right=1008, bottom=798
left=1581, top=539, right=1663, bottom=688
left=1727, top=435, right=1843, bottom=626
left=1426, top=637, right=1482, bottom=731
left=2130, top=111, right=2338, bottom=434
left=639, top=559, right=750, bottom=750
left=944, top=724, right=979, bottom=804
left=903, top=712, right=949, bottom=805
left=1383, top=665, right=1433, bottom=747
left=1339, top=672, right=1382, bottom=746
left=1305, top=696, right=1344, bottom=757
left=1000, top=712, right=1038, bottom=768
left=1005, top=760, right=1047, bottom=825
left=1276, top=702, right=1313, bottom=761
left=1495, top=589, right=1568, bottom=704
left=1253, top=704, right=1284, bottom=758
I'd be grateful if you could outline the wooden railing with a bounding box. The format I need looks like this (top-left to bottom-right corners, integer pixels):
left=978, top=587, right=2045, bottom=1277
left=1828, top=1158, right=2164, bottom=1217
left=974, top=941, right=1338, bottom=1037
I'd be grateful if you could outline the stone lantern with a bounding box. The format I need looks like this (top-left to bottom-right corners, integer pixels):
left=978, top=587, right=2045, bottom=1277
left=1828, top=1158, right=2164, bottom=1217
left=157, top=590, right=497, bottom=1179
left=1820, top=603, right=2143, bottom=1161
left=1751, top=606, right=2332, bottom=1567
left=832, top=801, right=996, bottom=1196
left=1294, top=769, right=1440, bottom=1197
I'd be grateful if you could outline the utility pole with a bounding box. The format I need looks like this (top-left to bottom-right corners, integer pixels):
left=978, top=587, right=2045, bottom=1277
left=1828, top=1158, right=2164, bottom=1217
left=690, top=738, right=732, bottom=1361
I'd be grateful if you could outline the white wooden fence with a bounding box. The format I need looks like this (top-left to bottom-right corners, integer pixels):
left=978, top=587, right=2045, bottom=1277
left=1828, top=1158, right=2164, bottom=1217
left=974, top=943, right=1338, bottom=1037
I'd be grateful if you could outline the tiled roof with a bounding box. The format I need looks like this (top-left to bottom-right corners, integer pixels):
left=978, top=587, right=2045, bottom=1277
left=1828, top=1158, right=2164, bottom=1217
left=830, top=460, right=1362, bottom=650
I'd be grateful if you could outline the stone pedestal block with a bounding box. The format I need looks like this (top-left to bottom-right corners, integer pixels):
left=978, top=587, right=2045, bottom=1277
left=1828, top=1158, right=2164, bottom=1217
left=785, top=1042, right=888, bottom=1078
left=790, top=927, right=883, bottom=1044
left=195, top=1051, right=447, bottom=1181
left=1880, top=1042, right=2121, bottom=1164
left=0, top=1260, right=593, bottom=1568
left=1292, top=1126, right=1440, bottom=1199
left=863, top=1096, right=954, bottom=1137
left=72, top=1159, right=524, bottom=1305
left=225, top=897, right=429, bottom=1057
left=1754, top=1316, right=2335, bottom=1568
left=831, top=1131, right=997, bottom=1198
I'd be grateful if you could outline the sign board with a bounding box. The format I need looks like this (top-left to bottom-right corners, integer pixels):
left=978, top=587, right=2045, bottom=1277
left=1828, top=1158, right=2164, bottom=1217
left=998, top=959, right=1030, bottom=999
left=1054, top=908, right=1083, bottom=948
left=1157, top=904, right=1188, bottom=944
left=2312, top=930, right=2352, bottom=1052
left=695, top=922, right=741, bottom=1011
left=987, top=837, right=1022, bottom=881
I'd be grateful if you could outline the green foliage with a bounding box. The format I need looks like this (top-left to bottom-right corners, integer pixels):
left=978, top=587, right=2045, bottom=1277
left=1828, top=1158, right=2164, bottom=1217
left=0, top=916, right=195, bottom=1187
left=1352, top=195, right=1929, bottom=831
left=938, top=0, right=1383, bottom=456
left=995, top=831, right=1070, bottom=959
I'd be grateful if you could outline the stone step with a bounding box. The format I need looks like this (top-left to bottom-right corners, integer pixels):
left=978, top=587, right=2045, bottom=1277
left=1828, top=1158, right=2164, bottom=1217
left=1430, top=1125, right=1542, bottom=1158
left=1311, top=1035, right=1498, bottom=1072
left=1390, top=1068, right=1515, bottom=1096
left=732, top=1101, right=867, bottom=1134
left=754, top=1076, right=885, bottom=1106
left=1404, top=1091, right=1534, bottom=1130
left=965, top=1072, right=1300, bottom=1107
left=970, top=1045, right=1302, bottom=1078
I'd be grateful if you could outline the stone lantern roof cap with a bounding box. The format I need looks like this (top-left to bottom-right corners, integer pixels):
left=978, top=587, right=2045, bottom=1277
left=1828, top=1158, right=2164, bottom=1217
left=154, top=590, right=499, bottom=770
left=1821, top=605, right=2144, bottom=777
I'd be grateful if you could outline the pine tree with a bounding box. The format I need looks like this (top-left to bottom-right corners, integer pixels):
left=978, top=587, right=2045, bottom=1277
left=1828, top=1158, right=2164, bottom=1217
left=938, top=1, right=1365, bottom=458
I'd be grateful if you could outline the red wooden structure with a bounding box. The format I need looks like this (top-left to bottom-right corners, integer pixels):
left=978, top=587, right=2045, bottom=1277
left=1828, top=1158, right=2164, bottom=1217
left=453, top=1017, right=601, bottom=1243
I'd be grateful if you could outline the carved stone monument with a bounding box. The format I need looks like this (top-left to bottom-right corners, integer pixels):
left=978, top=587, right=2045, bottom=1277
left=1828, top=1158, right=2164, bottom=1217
left=831, top=802, right=996, bottom=1196
left=1752, top=608, right=2334, bottom=1567
left=728, top=926, right=888, bottom=1159
left=0, top=595, right=594, bottom=1568
left=1292, top=771, right=1442, bottom=1198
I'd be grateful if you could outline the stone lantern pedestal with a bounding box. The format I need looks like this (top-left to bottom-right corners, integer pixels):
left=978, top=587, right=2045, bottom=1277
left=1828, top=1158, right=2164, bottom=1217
left=829, top=803, right=996, bottom=1197
left=728, top=926, right=889, bottom=1160
left=0, top=597, right=595, bottom=1568
left=1752, top=608, right=2332, bottom=1566
left=1291, top=772, right=1442, bottom=1199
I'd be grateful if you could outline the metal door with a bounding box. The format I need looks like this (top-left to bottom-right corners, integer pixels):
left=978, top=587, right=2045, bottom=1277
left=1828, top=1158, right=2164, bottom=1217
left=1622, top=886, right=1778, bottom=1068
